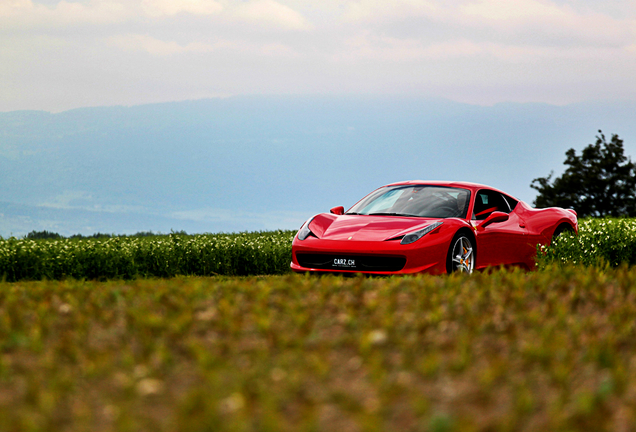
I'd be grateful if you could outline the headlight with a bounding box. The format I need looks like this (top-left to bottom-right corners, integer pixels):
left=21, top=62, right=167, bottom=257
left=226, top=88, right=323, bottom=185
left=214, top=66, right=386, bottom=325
left=400, top=222, right=443, bottom=245
left=297, top=217, right=315, bottom=241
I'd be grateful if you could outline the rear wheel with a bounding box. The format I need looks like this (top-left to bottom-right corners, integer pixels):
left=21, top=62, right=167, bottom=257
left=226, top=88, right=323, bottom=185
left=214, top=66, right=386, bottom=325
left=553, top=224, right=574, bottom=240
left=447, top=233, right=475, bottom=274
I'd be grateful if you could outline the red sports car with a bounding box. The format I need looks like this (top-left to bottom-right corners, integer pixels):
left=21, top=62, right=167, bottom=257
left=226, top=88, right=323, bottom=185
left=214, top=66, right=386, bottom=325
left=291, top=181, right=577, bottom=275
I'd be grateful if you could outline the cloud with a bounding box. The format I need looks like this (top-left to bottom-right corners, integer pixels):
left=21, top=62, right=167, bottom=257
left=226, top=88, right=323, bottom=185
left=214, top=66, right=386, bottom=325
left=0, top=0, right=311, bottom=31
left=457, top=0, right=635, bottom=48
left=0, top=0, right=132, bottom=27
left=1, top=0, right=635, bottom=111
left=229, top=0, right=314, bottom=31
left=108, top=34, right=224, bottom=55
left=107, top=33, right=299, bottom=57
left=342, top=0, right=442, bottom=22
left=140, top=0, right=222, bottom=17
left=0, top=0, right=223, bottom=29
left=0, top=0, right=30, bottom=15
left=338, top=0, right=635, bottom=49
left=335, top=34, right=530, bottom=64
left=460, top=0, right=564, bottom=21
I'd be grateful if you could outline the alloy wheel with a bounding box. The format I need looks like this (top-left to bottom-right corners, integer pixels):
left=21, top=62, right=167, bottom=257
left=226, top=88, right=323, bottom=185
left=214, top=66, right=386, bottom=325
left=451, top=236, right=474, bottom=273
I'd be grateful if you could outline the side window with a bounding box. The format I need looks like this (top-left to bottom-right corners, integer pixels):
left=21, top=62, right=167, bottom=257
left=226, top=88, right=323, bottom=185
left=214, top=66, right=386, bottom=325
left=503, top=195, right=518, bottom=211
left=472, top=189, right=512, bottom=220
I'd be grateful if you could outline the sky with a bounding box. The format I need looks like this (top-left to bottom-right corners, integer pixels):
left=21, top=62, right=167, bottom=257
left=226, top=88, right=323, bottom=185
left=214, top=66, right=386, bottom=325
left=1, top=0, right=636, bottom=112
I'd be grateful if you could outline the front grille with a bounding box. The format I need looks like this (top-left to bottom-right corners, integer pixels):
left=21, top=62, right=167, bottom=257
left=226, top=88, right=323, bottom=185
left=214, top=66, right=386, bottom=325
left=296, top=253, right=406, bottom=272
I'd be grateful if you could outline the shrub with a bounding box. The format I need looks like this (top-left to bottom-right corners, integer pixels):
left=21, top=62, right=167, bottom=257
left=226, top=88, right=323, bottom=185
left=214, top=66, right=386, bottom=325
left=538, top=218, right=636, bottom=268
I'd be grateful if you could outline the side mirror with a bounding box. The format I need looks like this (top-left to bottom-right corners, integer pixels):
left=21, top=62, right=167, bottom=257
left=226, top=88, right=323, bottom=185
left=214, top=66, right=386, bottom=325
left=330, top=206, right=345, bottom=215
left=480, top=211, right=509, bottom=228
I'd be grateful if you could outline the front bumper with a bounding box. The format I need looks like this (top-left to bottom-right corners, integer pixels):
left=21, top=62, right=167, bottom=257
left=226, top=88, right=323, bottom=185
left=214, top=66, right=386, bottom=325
left=290, top=235, right=448, bottom=275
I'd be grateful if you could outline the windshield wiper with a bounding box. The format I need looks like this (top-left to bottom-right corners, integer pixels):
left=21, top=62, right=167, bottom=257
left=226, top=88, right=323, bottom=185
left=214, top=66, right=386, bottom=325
left=367, top=212, right=420, bottom=217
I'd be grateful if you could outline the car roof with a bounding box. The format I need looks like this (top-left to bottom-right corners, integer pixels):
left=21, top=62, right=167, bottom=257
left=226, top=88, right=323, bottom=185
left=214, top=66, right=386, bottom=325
left=383, top=180, right=518, bottom=199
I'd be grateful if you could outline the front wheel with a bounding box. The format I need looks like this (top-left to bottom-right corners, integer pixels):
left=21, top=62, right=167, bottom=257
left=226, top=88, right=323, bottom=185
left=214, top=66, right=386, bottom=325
left=447, top=233, right=475, bottom=274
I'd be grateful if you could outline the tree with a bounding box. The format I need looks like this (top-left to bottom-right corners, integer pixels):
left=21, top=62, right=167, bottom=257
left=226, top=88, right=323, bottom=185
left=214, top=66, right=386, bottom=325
left=531, top=131, right=636, bottom=217
left=25, top=230, right=62, bottom=240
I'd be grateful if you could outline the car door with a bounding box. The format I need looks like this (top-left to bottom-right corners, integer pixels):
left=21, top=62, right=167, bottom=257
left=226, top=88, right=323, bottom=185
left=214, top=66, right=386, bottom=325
left=472, top=189, right=529, bottom=269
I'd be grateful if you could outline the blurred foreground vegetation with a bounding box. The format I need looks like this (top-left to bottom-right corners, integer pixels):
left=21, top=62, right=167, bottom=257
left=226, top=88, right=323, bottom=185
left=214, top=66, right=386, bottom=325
left=1, top=269, right=636, bottom=431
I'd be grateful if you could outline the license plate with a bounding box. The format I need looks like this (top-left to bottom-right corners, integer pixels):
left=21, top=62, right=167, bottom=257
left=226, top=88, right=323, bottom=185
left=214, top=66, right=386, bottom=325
left=333, top=258, right=356, bottom=268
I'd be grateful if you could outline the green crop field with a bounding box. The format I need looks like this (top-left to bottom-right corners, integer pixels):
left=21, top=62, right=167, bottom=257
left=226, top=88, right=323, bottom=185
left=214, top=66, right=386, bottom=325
left=1, top=268, right=636, bottom=431
left=2, top=218, right=636, bottom=282
left=538, top=218, right=636, bottom=268
left=0, top=231, right=295, bottom=282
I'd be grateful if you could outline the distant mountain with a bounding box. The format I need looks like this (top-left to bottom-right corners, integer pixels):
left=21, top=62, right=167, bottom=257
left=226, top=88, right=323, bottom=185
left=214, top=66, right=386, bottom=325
left=1, top=96, right=635, bottom=236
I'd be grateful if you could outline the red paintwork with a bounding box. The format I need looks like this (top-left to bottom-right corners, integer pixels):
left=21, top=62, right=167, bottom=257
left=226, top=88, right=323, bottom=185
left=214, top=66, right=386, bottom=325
left=290, top=181, right=578, bottom=275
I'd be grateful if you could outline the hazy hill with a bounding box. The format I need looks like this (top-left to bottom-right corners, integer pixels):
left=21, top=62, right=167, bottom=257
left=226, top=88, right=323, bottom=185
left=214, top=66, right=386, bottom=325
left=1, top=96, right=635, bottom=236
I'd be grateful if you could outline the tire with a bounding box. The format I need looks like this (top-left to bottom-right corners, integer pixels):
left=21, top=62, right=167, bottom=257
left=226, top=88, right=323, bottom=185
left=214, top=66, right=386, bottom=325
left=446, top=233, right=475, bottom=274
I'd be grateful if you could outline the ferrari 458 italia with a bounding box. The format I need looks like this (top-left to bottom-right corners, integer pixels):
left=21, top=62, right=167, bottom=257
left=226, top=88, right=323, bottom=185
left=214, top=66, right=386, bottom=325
left=291, top=181, right=578, bottom=275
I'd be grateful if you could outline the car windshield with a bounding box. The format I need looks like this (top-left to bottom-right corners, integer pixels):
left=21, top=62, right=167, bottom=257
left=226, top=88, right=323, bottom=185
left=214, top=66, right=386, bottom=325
left=347, top=185, right=471, bottom=219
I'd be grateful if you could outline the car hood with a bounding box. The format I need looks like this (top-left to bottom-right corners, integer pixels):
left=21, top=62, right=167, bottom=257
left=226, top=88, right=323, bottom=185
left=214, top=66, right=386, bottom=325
left=309, top=213, right=444, bottom=242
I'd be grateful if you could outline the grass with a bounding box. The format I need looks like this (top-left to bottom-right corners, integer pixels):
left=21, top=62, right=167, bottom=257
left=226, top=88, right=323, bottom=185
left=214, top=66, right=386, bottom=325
left=1, top=267, right=636, bottom=431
